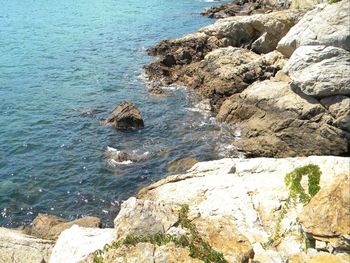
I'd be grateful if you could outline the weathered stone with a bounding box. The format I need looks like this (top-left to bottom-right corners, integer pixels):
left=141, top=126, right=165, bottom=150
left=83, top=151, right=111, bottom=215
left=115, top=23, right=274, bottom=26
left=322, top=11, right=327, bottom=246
left=217, top=80, right=348, bottom=157
left=299, top=177, right=350, bottom=252
left=0, top=227, right=54, bottom=263
left=183, top=47, right=285, bottom=110
left=114, top=197, right=178, bottom=240
left=283, top=45, right=350, bottom=98
left=290, top=0, right=325, bottom=9
left=277, top=0, right=350, bottom=57
left=321, top=95, right=350, bottom=132
left=148, top=86, right=166, bottom=96
left=193, top=217, right=254, bottom=262
left=105, top=101, right=144, bottom=130
left=26, top=213, right=101, bottom=240
left=49, top=225, right=115, bottom=263
left=167, top=157, right=198, bottom=174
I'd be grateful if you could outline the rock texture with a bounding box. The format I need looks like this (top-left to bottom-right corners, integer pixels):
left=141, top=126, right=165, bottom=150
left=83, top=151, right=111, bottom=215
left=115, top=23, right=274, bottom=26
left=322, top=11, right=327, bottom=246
left=137, top=156, right=350, bottom=261
left=105, top=101, right=144, bottom=131
left=277, top=0, right=350, bottom=57
left=114, top=198, right=178, bottom=240
left=0, top=227, right=54, bottom=263
left=182, top=48, right=285, bottom=110
left=299, top=177, right=350, bottom=252
left=216, top=80, right=349, bottom=157
left=49, top=225, right=115, bottom=263
left=167, top=157, right=198, bottom=174
left=321, top=96, right=350, bottom=132
left=25, top=213, right=101, bottom=240
left=283, top=45, right=350, bottom=98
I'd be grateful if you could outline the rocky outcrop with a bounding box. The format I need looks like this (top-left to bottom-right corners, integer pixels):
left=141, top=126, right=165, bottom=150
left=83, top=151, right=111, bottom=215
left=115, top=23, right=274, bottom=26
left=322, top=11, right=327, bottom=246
left=216, top=80, right=349, bottom=157
left=49, top=225, right=115, bottom=263
left=283, top=45, right=350, bottom=98
left=181, top=48, right=285, bottom=110
left=105, top=101, right=144, bottom=130
left=137, top=156, right=350, bottom=261
left=0, top=227, right=54, bottom=263
left=277, top=0, right=350, bottom=57
left=145, top=9, right=303, bottom=86
left=321, top=96, right=350, bottom=133
left=201, top=0, right=281, bottom=19
left=299, top=177, right=350, bottom=252
left=25, top=213, right=101, bottom=240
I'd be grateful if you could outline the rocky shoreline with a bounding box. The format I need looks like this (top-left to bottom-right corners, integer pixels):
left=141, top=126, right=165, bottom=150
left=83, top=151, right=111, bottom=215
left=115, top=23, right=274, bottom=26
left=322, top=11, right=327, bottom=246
left=1, top=0, right=350, bottom=262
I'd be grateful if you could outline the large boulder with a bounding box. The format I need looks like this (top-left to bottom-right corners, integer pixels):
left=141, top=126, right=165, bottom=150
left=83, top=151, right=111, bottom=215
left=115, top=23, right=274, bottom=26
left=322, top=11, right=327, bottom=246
left=283, top=45, right=350, bottom=98
left=105, top=101, right=144, bottom=131
left=25, top=213, right=101, bottom=240
left=0, top=227, right=54, bottom=263
left=49, top=225, right=115, bottom=263
left=216, top=80, right=349, bottom=157
left=299, top=177, right=350, bottom=252
left=277, top=0, right=350, bottom=57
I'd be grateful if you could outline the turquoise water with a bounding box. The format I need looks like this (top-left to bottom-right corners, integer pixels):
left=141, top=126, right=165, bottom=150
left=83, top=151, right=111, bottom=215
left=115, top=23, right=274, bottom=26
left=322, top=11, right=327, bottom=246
left=0, top=0, right=234, bottom=227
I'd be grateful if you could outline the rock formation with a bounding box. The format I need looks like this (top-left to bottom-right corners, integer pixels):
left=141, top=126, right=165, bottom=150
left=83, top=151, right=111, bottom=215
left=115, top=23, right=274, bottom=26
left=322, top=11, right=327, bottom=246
left=105, top=101, right=144, bottom=131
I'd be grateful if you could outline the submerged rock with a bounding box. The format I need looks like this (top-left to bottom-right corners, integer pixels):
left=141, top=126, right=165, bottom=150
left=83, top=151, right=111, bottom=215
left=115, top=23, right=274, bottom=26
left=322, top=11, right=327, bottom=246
left=167, top=157, right=198, bottom=174
left=277, top=0, right=350, bottom=57
left=0, top=227, right=54, bottom=263
left=105, top=101, right=144, bottom=131
left=283, top=45, right=350, bottom=98
left=25, top=213, right=101, bottom=240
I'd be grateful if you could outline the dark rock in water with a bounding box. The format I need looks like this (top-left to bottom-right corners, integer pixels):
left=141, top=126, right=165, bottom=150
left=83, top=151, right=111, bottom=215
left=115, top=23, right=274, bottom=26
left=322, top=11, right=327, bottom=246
left=105, top=101, right=144, bottom=131
left=25, top=213, right=101, bottom=240
left=148, top=86, right=166, bottom=96
left=167, top=157, right=198, bottom=174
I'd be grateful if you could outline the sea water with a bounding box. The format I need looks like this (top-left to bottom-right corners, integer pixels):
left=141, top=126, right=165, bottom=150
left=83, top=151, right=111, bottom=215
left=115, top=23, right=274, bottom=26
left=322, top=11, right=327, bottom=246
left=0, top=0, right=235, bottom=227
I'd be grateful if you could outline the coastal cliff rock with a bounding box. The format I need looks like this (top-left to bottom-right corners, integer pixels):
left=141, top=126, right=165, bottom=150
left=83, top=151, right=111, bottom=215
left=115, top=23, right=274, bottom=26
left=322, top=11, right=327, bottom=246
left=105, top=101, right=144, bottom=131
left=25, top=213, right=101, bottom=240
left=217, top=80, right=349, bottom=157
left=283, top=45, right=350, bottom=98
left=0, top=227, right=54, bottom=263
left=49, top=225, right=115, bottom=263
left=277, top=0, right=350, bottom=57
left=320, top=96, right=350, bottom=133
left=299, top=177, right=350, bottom=252
left=47, top=156, right=350, bottom=262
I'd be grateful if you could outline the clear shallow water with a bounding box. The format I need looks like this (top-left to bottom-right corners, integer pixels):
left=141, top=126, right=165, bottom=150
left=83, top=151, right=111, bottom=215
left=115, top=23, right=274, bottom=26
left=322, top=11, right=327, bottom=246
left=0, top=0, right=236, bottom=227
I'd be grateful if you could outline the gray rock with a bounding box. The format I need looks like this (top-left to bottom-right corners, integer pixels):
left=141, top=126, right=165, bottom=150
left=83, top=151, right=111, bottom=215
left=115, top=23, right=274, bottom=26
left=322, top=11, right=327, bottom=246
left=283, top=45, right=350, bottom=98
left=277, top=0, right=350, bottom=57
left=105, top=101, right=144, bottom=131
left=216, top=80, right=349, bottom=157
left=114, top=197, right=178, bottom=240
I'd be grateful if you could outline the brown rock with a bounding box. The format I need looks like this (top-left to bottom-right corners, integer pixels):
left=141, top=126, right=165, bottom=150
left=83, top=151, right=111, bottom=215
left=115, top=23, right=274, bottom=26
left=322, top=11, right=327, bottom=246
left=299, top=177, right=350, bottom=252
left=193, top=217, right=254, bottom=262
left=26, top=213, right=101, bottom=240
left=105, top=101, right=144, bottom=131
left=148, top=86, right=166, bottom=96
left=167, top=157, right=198, bottom=174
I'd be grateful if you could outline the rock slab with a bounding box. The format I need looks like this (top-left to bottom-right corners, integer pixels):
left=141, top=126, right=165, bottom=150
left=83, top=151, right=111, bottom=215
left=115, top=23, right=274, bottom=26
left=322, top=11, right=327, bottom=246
left=105, top=102, right=144, bottom=130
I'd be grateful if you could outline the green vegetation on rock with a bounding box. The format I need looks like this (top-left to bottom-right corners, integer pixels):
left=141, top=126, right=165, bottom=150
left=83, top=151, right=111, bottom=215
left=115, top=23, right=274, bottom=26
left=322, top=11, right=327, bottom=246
left=265, top=164, right=321, bottom=247
left=94, top=204, right=227, bottom=263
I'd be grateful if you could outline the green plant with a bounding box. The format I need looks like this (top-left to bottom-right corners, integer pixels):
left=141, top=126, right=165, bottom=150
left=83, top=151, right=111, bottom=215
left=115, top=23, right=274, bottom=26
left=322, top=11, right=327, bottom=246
left=327, top=0, right=341, bottom=3
left=265, top=164, right=321, bottom=247
left=284, top=164, right=321, bottom=204
left=93, top=204, right=227, bottom=263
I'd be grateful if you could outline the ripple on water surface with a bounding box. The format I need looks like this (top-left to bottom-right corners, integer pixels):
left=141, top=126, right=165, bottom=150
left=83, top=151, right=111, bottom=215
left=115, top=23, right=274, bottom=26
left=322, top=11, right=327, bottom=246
left=0, top=0, right=235, bottom=227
